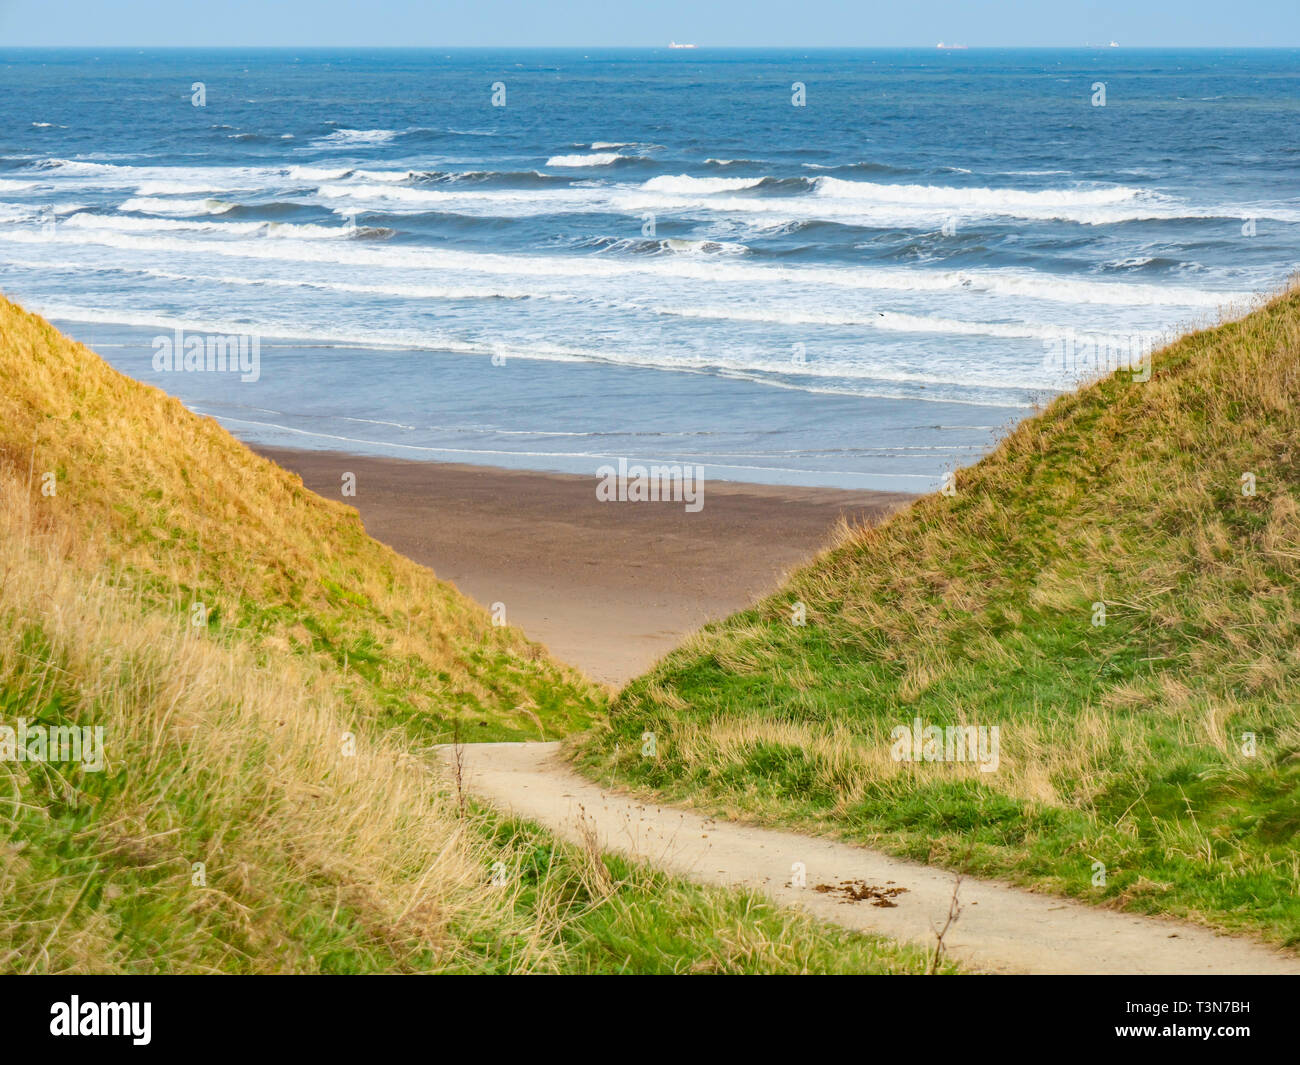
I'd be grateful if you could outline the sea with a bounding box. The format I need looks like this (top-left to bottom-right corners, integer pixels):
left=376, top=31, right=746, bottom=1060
left=1, top=48, right=1297, bottom=490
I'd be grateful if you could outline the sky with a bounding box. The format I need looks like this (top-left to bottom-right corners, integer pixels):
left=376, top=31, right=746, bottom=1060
left=0, top=0, right=1297, bottom=48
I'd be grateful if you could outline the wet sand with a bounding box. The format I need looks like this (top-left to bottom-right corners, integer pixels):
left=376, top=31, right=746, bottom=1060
left=256, top=446, right=913, bottom=686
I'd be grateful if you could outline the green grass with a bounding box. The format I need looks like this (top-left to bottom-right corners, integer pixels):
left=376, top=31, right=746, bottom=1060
left=0, top=294, right=945, bottom=975
left=575, top=286, right=1300, bottom=948
left=467, top=813, right=956, bottom=975
left=0, top=607, right=944, bottom=975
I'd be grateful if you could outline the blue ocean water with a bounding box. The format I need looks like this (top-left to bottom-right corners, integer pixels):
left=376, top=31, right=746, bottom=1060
left=1, top=48, right=1297, bottom=489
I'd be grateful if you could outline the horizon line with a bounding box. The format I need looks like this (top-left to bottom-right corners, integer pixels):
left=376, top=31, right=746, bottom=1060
left=3, top=43, right=1299, bottom=50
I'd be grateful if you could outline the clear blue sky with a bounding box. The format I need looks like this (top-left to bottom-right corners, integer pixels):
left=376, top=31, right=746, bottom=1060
left=1, top=0, right=1297, bottom=47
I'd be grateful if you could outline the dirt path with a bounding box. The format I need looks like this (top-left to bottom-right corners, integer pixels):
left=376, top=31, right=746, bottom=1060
left=444, top=742, right=1300, bottom=975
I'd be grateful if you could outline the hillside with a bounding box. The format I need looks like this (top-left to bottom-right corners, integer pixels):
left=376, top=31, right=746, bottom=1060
left=0, top=295, right=600, bottom=744
left=577, top=284, right=1300, bottom=946
left=0, top=296, right=948, bottom=973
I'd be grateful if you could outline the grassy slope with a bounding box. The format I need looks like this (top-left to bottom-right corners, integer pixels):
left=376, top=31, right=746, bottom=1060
left=578, top=286, right=1300, bottom=947
left=0, top=295, right=599, bottom=744
left=0, top=296, right=951, bottom=974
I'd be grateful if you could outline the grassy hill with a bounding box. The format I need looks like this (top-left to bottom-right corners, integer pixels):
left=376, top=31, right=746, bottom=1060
left=0, top=295, right=950, bottom=973
left=577, top=285, right=1300, bottom=947
left=0, top=297, right=600, bottom=745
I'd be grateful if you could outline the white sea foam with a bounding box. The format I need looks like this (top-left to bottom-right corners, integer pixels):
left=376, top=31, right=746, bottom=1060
left=812, top=176, right=1144, bottom=207
left=79, top=262, right=583, bottom=304
left=308, top=174, right=1197, bottom=228
left=647, top=302, right=1130, bottom=337
left=57, top=212, right=361, bottom=240
left=350, top=168, right=417, bottom=183
left=661, top=237, right=749, bottom=255
left=545, top=152, right=625, bottom=167
left=0, top=255, right=1172, bottom=352
left=119, top=196, right=235, bottom=216
left=24, top=298, right=1042, bottom=404
left=285, top=165, right=354, bottom=181
left=26, top=159, right=273, bottom=195
left=133, top=179, right=231, bottom=195
left=29, top=158, right=119, bottom=176
left=316, top=180, right=599, bottom=218
left=317, top=182, right=455, bottom=205
left=643, top=174, right=765, bottom=194
left=1, top=224, right=1256, bottom=310
left=59, top=212, right=267, bottom=236
left=22, top=157, right=1297, bottom=228
left=314, top=128, right=400, bottom=147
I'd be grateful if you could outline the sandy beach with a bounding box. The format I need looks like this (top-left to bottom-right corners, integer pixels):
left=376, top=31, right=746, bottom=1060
left=256, top=445, right=913, bottom=685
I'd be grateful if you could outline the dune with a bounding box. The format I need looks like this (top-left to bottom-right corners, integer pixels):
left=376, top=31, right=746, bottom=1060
left=578, top=283, right=1300, bottom=948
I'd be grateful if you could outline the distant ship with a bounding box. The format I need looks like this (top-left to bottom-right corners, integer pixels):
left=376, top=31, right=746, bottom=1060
left=668, top=41, right=698, bottom=49
left=1109, top=41, right=1120, bottom=47
left=936, top=42, right=968, bottom=50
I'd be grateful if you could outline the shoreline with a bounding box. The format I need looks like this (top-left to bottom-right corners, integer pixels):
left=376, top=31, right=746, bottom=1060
left=255, top=445, right=914, bottom=685
left=49, top=318, right=1005, bottom=495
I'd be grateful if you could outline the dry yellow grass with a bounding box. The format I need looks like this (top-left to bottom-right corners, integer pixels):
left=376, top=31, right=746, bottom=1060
left=0, top=294, right=602, bottom=741
left=0, top=464, right=548, bottom=972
